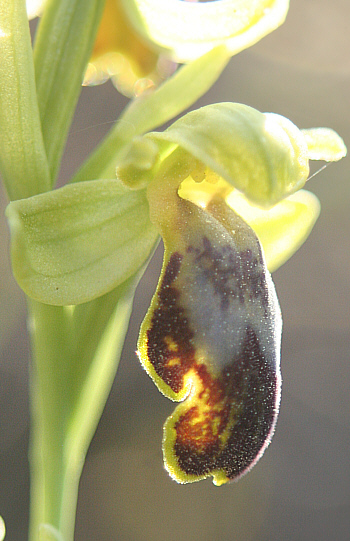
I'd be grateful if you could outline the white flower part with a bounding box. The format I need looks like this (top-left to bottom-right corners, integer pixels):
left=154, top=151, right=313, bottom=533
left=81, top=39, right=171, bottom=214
left=121, top=0, right=290, bottom=61
left=27, top=0, right=46, bottom=19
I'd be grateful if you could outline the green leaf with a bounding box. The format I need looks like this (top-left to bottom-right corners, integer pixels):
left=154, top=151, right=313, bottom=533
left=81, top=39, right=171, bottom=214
left=33, top=0, right=106, bottom=183
left=71, top=46, right=230, bottom=184
left=0, top=0, right=50, bottom=200
left=302, top=128, right=347, bottom=162
left=6, top=179, right=158, bottom=305
left=225, top=189, right=321, bottom=272
left=122, top=0, right=289, bottom=61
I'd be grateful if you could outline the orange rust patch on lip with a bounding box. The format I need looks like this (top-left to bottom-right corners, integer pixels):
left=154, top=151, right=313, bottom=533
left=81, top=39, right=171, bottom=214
left=175, top=362, right=231, bottom=455
left=173, top=328, right=278, bottom=481
left=146, top=246, right=279, bottom=482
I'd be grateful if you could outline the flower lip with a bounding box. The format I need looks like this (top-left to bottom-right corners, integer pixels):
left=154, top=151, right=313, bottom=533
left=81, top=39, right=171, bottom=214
left=138, top=186, right=282, bottom=485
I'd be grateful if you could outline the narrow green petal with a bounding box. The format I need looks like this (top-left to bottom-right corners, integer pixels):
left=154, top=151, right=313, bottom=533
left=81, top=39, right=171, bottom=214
left=302, top=128, right=347, bottom=162
left=6, top=180, right=158, bottom=305
left=122, top=0, right=289, bottom=61
left=225, top=189, right=321, bottom=272
left=72, top=46, right=230, bottom=184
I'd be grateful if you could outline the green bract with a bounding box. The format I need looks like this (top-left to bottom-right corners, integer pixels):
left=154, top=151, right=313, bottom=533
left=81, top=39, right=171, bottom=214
left=122, top=0, right=290, bottom=61
left=6, top=180, right=158, bottom=305
left=0, top=0, right=50, bottom=200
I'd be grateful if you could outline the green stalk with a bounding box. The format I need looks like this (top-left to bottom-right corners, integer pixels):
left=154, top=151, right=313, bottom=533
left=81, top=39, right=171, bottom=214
left=28, top=276, right=140, bottom=541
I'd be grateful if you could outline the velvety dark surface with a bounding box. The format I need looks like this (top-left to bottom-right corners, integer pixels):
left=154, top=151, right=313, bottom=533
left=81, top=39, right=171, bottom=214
left=1, top=1, right=349, bottom=539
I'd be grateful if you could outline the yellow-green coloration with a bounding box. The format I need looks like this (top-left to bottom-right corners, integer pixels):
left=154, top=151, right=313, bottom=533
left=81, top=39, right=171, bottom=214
left=132, top=108, right=347, bottom=483
left=302, top=127, right=347, bottom=162
left=180, top=177, right=321, bottom=273
left=119, top=103, right=333, bottom=206
left=137, top=154, right=282, bottom=484
left=122, top=0, right=290, bottom=62
left=117, top=102, right=346, bottom=275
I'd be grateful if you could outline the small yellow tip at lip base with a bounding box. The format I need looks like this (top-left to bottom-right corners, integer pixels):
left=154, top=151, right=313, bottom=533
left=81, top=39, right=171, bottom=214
left=212, top=471, right=230, bottom=486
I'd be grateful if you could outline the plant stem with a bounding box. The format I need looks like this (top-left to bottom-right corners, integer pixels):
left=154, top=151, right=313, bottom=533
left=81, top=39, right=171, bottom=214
left=27, top=277, right=140, bottom=541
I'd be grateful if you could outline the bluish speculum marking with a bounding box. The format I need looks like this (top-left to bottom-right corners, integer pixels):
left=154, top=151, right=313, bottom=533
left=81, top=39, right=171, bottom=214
left=139, top=195, right=282, bottom=484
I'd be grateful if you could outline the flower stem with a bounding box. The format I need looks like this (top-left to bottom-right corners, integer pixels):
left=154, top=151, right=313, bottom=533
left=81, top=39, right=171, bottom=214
left=27, top=276, right=140, bottom=541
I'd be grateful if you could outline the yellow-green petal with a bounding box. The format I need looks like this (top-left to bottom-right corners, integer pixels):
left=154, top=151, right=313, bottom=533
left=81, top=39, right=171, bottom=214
left=122, top=0, right=290, bottom=61
left=225, top=189, right=321, bottom=272
left=302, top=128, right=347, bottom=162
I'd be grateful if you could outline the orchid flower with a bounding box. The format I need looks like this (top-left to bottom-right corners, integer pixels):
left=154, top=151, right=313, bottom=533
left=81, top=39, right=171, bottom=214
left=0, top=0, right=347, bottom=539
left=27, top=0, right=291, bottom=96
left=7, top=103, right=346, bottom=486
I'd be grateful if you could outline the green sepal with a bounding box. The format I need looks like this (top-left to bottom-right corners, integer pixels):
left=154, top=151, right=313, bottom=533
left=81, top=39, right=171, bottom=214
left=226, top=189, right=321, bottom=272
left=6, top=180, right=159, bottom=305
left=118, top=103, right=312, bottom=207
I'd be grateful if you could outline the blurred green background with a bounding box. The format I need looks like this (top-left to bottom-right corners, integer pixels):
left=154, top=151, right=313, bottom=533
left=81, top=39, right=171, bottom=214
left=0, top=0, right=349, bottom=539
